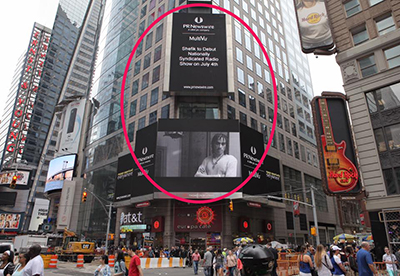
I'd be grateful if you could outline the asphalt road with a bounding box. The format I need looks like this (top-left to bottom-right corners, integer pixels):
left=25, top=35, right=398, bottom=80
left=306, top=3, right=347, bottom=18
left=45, top=261, right=206, bottom=276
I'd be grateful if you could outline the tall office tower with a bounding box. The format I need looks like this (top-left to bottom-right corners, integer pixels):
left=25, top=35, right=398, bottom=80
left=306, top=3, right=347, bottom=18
left=28, top=0, right=104, bottom=232
left=81, top=0, right=341, bottom=246
left=325, top=0, right=400, bottom=257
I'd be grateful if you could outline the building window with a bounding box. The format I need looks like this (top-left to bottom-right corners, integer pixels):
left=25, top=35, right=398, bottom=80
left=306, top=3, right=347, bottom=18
left=284, top=118, right=290, bottom=133
left=150, top=87, right=159, bottom=106
left=145, top=32, right=153, bottom=50
left=251, top=118, right=257, bottom=130
left=369, top=0, right=384, bottom=6
left=286, top=212, right=294, bottom=230
left=277, top=113, right=283, bottom=128
left=359, top=55, right=378, bottom=77
left=287, top=138, right=293, bottom=155
left=375, top=14, right=396, bottom=36
left=385, top=124, right=400, bottom=150
left=289, top=104, right=295, bottom=118
left=130, top=100, right=137, bottom=117
left=154, top=45, right=162, bottom=62
left=351, top=25, right=369, bottom=46
left=257, top=81, right=264, bottom=98
left=299, top=214, right=308, bottom=231
left=246, top=55, right=253, bottom=71
left=283, top=166, right=303, bottom=201
left=268, top=107, right=274, bottom=123
left=365, top=82, right=400, bottom=113
left=128, top=122, right=135, bottom=142
left=149, top=110, right=157, bottom=125
left=142, top=73, right=150, bottom=90
left=152, top=65, right=160, bottom=83
left=313, top=153, right=318, bottom=167
left=307, top=149, right=312, bottom=165
left=134, top=60, right=141, bottom=76
left=291, top=122, right=297, bottom=137
left=383, top=168, right=400, bottom=195
left=144, top=53, right=151, bottom=69
left=161, top=104, right=170, bottom=118
left=227, top=105, right=236, bottom=119
left=261, top=123, right=268, bottom=144
left=132, top=80, right=139, bottom=96
left=239, top=89, right=246, bottom=107
left=384, top=45, right=400, bottom=69
left=240, top=112, right=247, bottom=125
left=344, top=0, right=361, bottom=17
left=267, top=88, right=273, bottom=103
left=279, top=133, right=285, bottom=152
left=237, top=67, right=245, bottom=84
left=235, top=24, right=242, bottom=44
left=301, top=145, right=306, bottom=162
left=248, top=75, right=255, bottom=91
left=259, top=102, right=266, bottom=119
left=138, top=116, right=146, bottom=130
left=155, top=24, right=163, bottom=42
left=140, top=5, right=147, bottom=19
left=236, top=47, right=243, bottom=63
left=294, top=141, right=300, bottom=159
left=249, top=95, right=256, bottom=113
left=140, top=94, right=147, bottom=112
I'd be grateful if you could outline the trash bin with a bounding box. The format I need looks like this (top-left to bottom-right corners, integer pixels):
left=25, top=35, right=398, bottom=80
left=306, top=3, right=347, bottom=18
left=239, top=244, right=275, bottom=276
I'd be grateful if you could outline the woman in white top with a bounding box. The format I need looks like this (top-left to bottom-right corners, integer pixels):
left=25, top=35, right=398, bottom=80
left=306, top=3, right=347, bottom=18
left=9, top=253, right=30, bottom=276
left=94, top=255, right=111, bottom=276
left=314, top=244, right=333, bottom=276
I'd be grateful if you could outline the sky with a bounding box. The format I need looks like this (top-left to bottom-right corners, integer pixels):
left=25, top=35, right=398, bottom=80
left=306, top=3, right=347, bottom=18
left=0, top=0, right=345, bottom=117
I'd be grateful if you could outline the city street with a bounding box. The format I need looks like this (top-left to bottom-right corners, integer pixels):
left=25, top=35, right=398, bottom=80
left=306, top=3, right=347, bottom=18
left=45, top=261, right=204, bottom=276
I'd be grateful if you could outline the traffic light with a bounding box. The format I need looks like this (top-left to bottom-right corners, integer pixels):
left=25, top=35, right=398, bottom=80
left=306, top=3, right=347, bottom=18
left=82, top=191, right=88, bottom=202
left=229, top=200, right=233, bottom=211
left=10, top=175, right=17, bottom=189
left=311, top=227, right=317, bottom=236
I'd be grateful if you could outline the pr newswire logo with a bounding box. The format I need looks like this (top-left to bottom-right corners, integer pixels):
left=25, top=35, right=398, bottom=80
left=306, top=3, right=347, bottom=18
left=182, top=16, right=214, bottom=30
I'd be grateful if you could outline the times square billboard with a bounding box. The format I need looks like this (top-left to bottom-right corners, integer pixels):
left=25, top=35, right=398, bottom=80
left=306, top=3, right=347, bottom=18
left=114, top=120, right=281, bottom=202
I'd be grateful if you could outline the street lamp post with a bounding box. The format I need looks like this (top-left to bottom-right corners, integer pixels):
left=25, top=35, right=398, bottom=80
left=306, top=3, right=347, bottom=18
left=83, top=188, right=113, bottom=255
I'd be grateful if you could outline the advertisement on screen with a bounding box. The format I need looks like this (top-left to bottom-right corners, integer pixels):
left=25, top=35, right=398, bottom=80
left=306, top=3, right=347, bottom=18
left=294, top=0, right=334, bottom=53
left=44, top=155, right=76, bottom=193
left=169, top=13, right=228, bottom=93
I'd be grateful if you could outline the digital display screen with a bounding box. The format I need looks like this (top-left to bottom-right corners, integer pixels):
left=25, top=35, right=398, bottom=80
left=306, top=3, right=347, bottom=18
left=44, top=155, right=76, bottom=193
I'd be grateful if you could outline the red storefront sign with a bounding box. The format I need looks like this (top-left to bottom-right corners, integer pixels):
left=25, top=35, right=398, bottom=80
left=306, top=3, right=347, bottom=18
left=135, top=201, right=151, bottom=208
left=151, top=216, right=164, bottom=232
left=5, top=26, right=50, bottom=163
left=239, top=217, right=250, bottom=232
left=174, top=204, right=222, bottom=232
left=247, top=202, right=262, bottom=208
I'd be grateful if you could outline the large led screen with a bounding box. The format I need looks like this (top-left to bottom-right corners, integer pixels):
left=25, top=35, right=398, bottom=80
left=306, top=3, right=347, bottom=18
left=44, top=154, right=77, bottom=193
left=155, top=131, right=241, bottom=178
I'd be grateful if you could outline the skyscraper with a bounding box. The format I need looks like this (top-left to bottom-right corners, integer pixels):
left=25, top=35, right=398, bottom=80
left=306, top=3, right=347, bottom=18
left=81, top=0, right=341, bottom=246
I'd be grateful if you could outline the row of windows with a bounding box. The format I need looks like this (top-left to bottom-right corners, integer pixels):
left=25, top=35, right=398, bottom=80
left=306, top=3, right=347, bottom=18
left=134, top=45, right=162, bottom=76
left=358, top=44, right=400, bottom=78
left=129, top=87, right=168, bottom=117
left=127, top=104, right=170, bottom=142
left=351, top=13, right=397, bottom=47
left=131, top=65, right=161, bottom=95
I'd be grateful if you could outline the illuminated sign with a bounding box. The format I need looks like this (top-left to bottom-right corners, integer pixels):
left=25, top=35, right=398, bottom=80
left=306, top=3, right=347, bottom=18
left=120, top=211, right=143, bottom=226
left=195, top=206, right=215, bottom=226
left=152, top=216, right=164, bottom=233
left=120, top=224, right=147, bottom=232
left=0, top=170, right=30, bottom=186
left=311, top=93, right=361, bottom=195
left=239, top=217, right=250, bottom=232
left=4, top=25, right=51, bottom=163
left=44, top=155, right=77, bottom=193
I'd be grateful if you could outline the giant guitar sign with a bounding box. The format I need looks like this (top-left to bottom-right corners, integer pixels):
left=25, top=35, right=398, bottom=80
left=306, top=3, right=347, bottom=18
left=311, top=92, right=361, bottom=196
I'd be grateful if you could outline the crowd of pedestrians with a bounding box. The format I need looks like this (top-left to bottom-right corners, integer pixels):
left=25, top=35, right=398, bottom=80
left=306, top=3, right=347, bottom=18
left=0, top=244, right=44, bottom=276
left=299, top=241, right=398, bottom=276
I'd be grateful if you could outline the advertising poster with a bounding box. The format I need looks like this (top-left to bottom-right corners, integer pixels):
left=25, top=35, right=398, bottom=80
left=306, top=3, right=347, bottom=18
left=44, top=155, right=76, bottom=193
left=169, top=13, right=228, bottom=93
left=294, top=0, right=334, bottom=53
left=311, top=93, right=361, bottom=195
left=0, top=212, right=24, bottom=231
left=59, top=99, right=86, bottom=154
left=0, top=170, right=30, bottom=186
left=28, top=198, right=50, bottom=231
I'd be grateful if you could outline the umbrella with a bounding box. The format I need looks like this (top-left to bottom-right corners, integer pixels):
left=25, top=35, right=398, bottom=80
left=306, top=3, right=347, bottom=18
left=333, top=234, right=356, bottom=241
left=233, top=237, right=254, bottom=244
left=362, top=234, right=373, bottom=241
